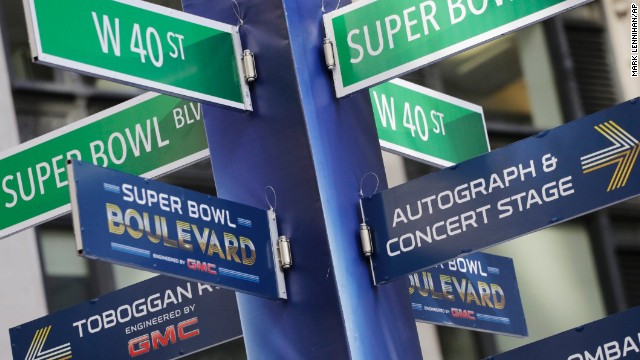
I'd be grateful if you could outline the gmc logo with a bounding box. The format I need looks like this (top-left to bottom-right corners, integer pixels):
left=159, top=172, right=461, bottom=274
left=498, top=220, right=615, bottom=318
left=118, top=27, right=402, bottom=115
left=187, top=259, right=217, bottom=275
left=451, top=308, right=476, bottom=320
left=128, top=317, right=200, bottom=357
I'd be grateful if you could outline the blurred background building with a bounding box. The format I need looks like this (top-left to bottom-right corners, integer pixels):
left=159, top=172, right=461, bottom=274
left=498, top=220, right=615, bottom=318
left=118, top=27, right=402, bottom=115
left=0, top=0, right=638, bottom=359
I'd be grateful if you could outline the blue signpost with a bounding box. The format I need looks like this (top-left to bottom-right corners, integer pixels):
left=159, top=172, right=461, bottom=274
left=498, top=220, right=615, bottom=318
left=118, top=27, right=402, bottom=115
left=363, top=99, right=640, bottom=284
left=486, top=306, right=640, bottom=359
left=183, top=0, right=422, bottom=358
left=10, top=276, right=242, bottom=360
left=409, top=252, right=527, bottom=337
left=67, top=160, right=287, bottom=300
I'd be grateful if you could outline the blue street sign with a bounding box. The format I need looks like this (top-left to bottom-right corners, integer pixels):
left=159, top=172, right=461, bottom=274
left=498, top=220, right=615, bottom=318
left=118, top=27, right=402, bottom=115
left=10, top=276, right=242, bottom=359
left=67, top=160, right=287, bottom=300
left=486, top=306, right=640, bottom=359
left=363, top=98, right=640, bottom=284
left=409, top=252, right=527, bottom=337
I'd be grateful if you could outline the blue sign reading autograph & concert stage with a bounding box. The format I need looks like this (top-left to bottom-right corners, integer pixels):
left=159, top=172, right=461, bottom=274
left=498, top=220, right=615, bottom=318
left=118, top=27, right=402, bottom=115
left=363, top=99, right=640, bottom=284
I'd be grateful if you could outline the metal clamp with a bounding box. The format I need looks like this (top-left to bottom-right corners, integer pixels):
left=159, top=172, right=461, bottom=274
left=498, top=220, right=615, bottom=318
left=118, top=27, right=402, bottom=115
left=323, top=38, right=336, bottom=70
left=242, top=49, right=257, bottom=82
left=278, top=236, right=292, bottom=269
left=360, top=223, right=372, bottom=257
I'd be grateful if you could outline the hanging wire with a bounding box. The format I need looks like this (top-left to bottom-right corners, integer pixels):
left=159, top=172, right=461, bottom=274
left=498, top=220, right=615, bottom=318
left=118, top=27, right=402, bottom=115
left=265, top=185, right=277, bottom=212
left=321, top=0, right=341, bottom=14
left=231, top=0, right=244, bottom=26
left=359, top=172, right=380, bottom=198
left=358, top=172, right=379, bottom=223
left=358, top=172, right=378, bottom=257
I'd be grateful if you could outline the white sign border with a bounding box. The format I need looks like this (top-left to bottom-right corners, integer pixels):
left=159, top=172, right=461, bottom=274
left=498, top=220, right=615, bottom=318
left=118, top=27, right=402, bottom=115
left=268, top=210, right=288, bottom=300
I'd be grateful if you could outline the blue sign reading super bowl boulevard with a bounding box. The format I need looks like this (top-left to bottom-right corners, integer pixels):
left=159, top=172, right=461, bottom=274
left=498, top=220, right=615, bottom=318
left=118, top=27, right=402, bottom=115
left=363, top=98, right=640, bottom=284
left=409, top=252, right=527, bottom=337
left=10, top=276, right=242, bottom=360
left=486, top=306, right=640, bottom=360
left=67, top=160, right=287, bottom=300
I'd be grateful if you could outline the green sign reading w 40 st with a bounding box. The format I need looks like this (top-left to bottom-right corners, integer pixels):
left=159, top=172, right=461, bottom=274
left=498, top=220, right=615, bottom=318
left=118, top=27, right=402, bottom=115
left=370, top=79, right=489, bottom=168
left=0, top=93, right=208, bottom=239
left=324, top=0, right=592, bottom=97
left=23, top=0, right=252, bottom=110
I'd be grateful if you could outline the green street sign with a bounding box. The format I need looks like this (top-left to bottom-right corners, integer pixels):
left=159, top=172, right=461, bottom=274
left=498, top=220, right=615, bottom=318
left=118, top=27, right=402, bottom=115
left=370, top=79, right=489, bottom=167
left=23, top=0, right=252, bottom=110
left=0, top=93, right=208, bottom=239
left=324, top=0, right=592, bottom=97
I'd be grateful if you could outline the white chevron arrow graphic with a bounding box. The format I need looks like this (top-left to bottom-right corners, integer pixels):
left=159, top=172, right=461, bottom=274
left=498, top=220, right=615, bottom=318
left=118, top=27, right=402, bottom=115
left=581, top=120, right=640, bottom=191
left=24, top=326, right=72, bottom=360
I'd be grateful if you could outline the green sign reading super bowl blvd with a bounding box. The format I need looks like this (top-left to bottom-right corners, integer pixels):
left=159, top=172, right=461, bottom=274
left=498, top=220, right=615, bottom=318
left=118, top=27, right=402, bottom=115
left=23, top=0, right=252, bottom=110
left=0, top=93, right=208, bottom=239
left=370, top=79, right=489, bottom=168
left=324, top=0, right=592, bottom=97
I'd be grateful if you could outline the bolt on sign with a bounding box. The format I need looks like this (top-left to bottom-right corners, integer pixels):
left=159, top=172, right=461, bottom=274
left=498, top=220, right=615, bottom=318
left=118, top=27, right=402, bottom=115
left=0, top=93, right=207, bottom=239
left=362, top=98, right=640, bottom=284
left=67, top=160, right=287, bottom=300
left=324, top=0, right=593, bottom=97
left=22, top=0, right=252, bottom=110
left=10, top=276, right=243, bottom=359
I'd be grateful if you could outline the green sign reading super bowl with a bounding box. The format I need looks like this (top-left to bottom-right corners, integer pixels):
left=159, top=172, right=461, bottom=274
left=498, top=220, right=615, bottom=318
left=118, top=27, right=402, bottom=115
left=324, top=0, right=592, bottom=97
left=0, top=93, right=208, bottom=239
left=23, top=0, right=251, bottom=110
left=370, top=79, right=489, bottom=168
